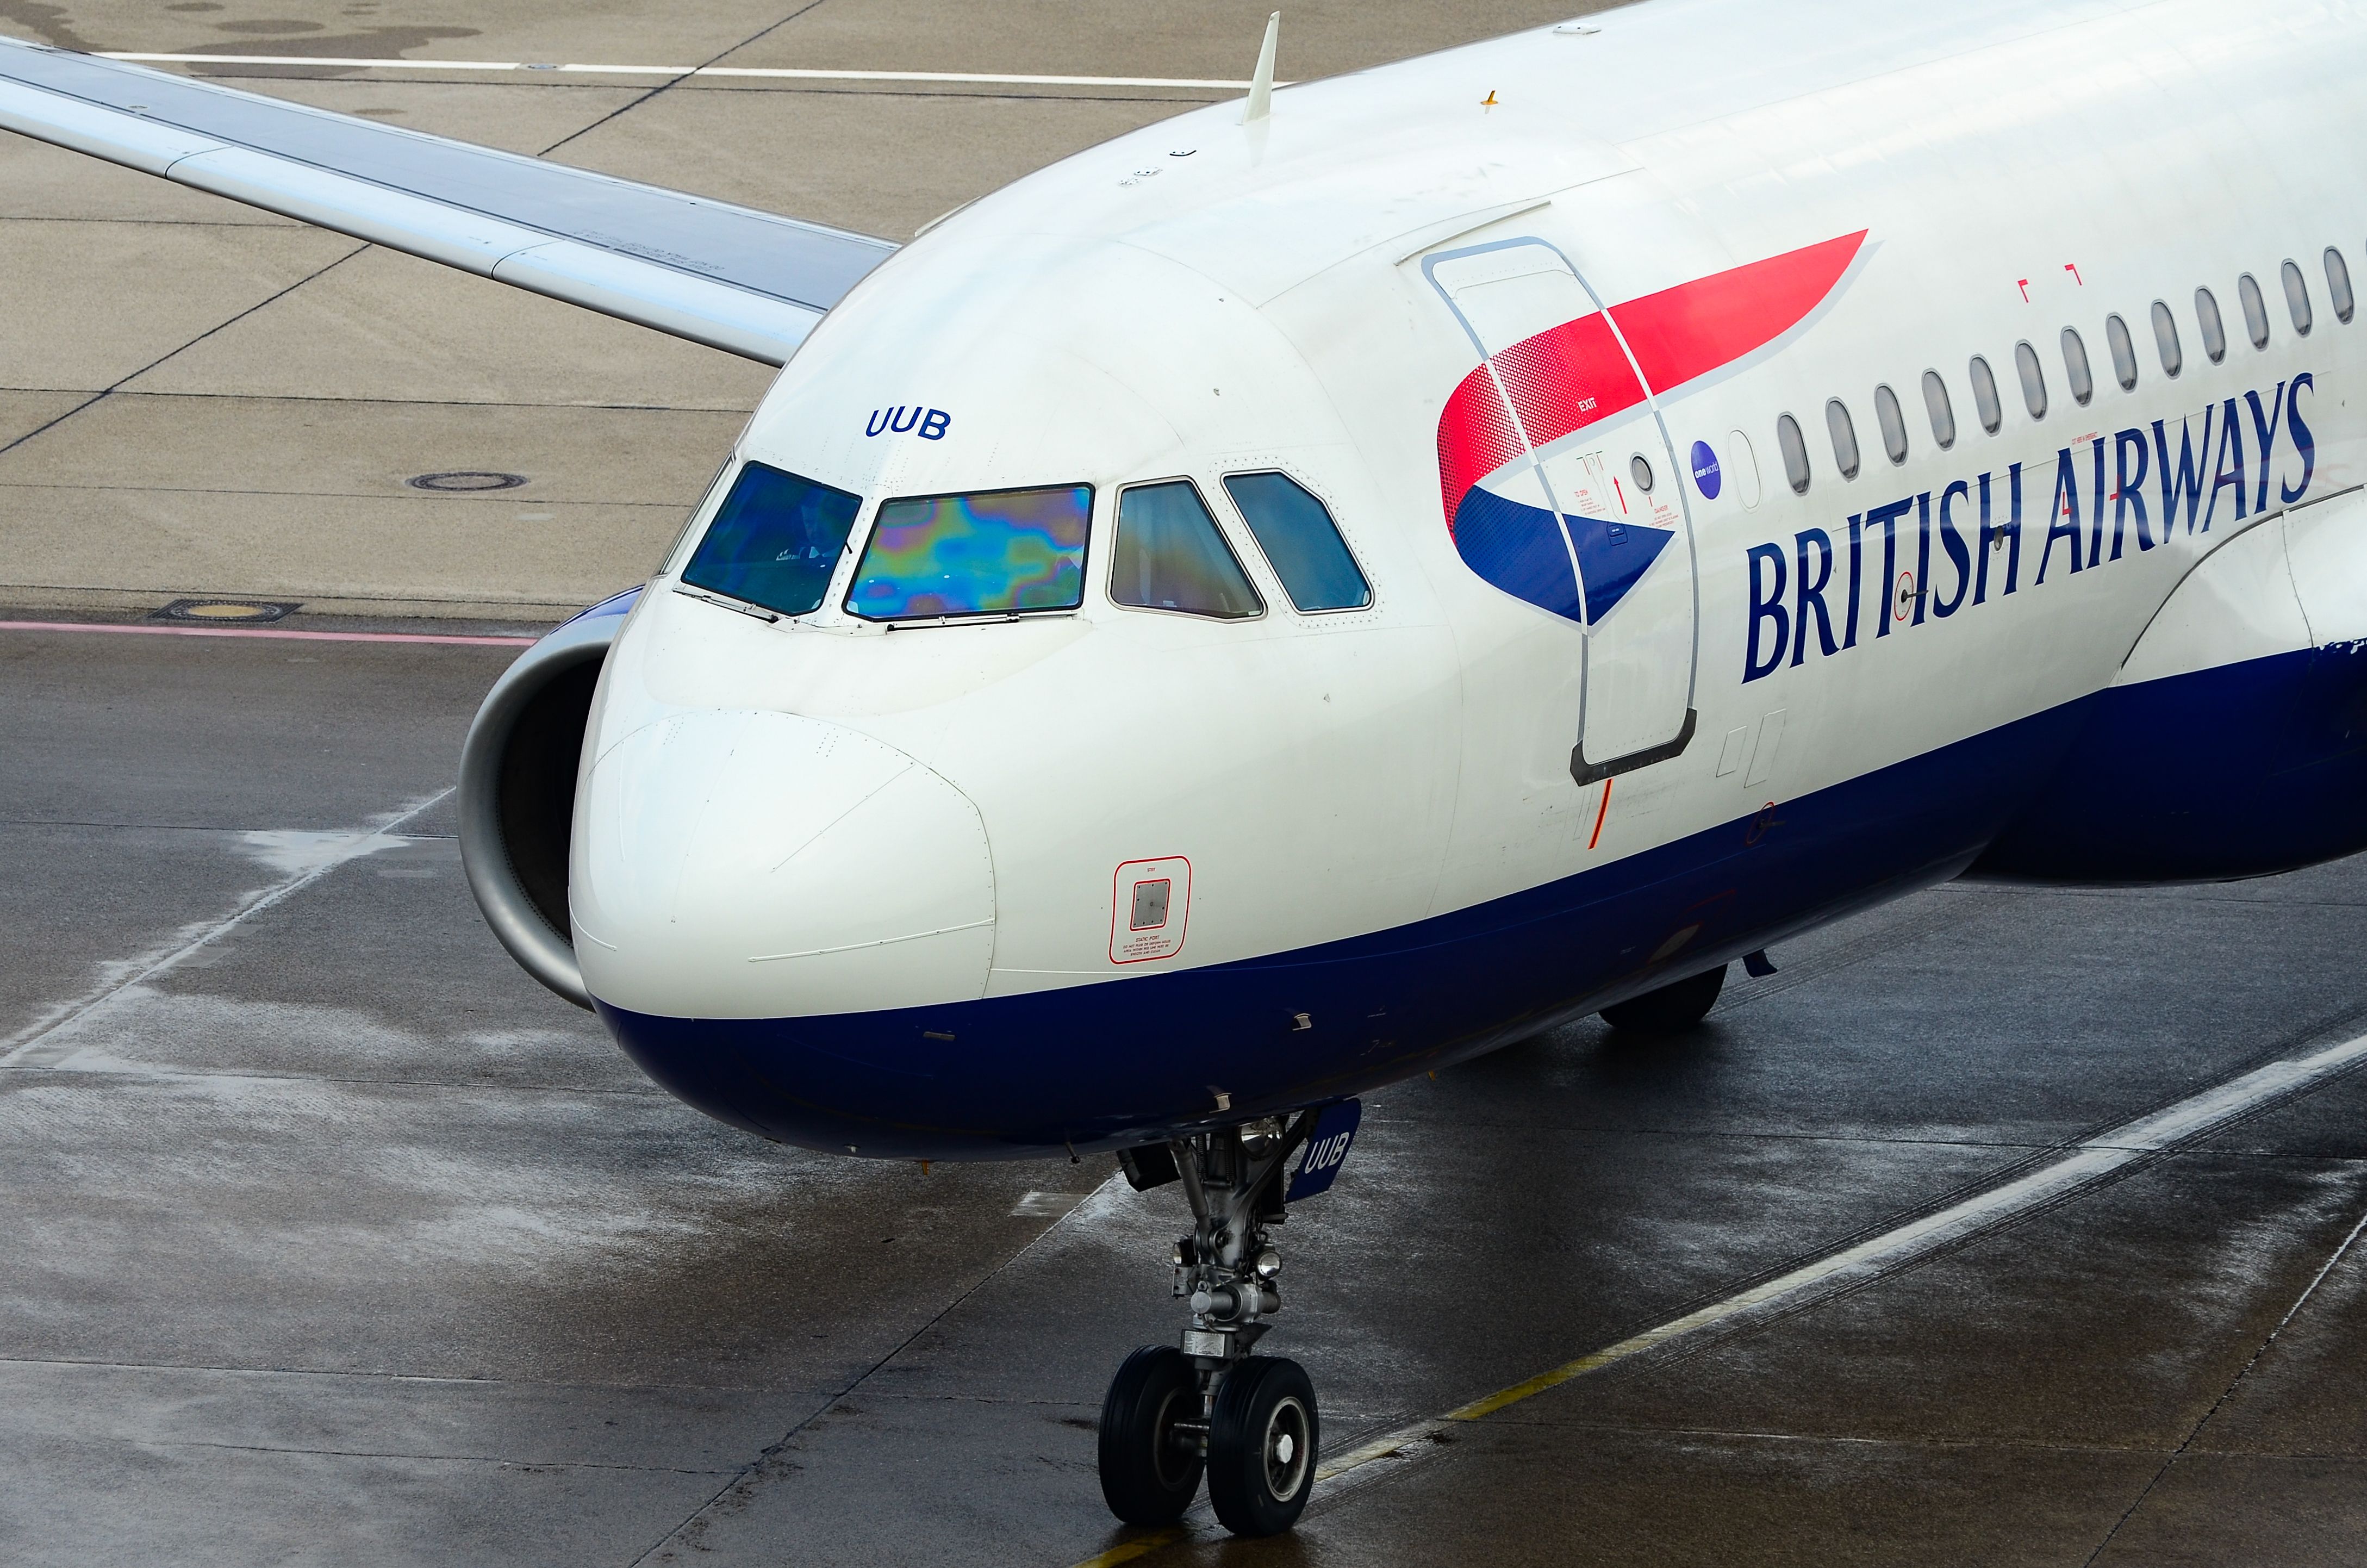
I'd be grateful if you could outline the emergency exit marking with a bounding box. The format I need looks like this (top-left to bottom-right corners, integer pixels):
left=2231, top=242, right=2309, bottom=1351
left=1111, top=857, right=1191, bottom=965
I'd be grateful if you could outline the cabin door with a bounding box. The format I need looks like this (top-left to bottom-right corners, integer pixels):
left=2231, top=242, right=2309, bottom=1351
left=1425, top=238, right=1699, bottom=782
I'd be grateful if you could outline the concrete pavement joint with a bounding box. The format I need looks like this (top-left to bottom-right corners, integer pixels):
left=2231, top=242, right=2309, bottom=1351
left=0, top=1352, right=846, bottom=1398
left=2078, top=1194, right=2367, bottom=1565
left=1065, top=1029, right=2367, bottom=1567
left=532, top=0, right=837, bottom=160
left=0, top=1061, right=670, bottom=1097
left=140, top=1439, right=731, bottom=1474
left=626, top=1163, right=1129, bottom=1567
left=0, top=787, right=450, bottom=1065
left=0, top=482, right=684, bottom=505
left=0, top=242, right=368, bottom=463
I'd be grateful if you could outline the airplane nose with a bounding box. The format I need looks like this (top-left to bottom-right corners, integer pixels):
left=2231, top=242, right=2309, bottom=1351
left=570, top=708, right=996, bottom=1019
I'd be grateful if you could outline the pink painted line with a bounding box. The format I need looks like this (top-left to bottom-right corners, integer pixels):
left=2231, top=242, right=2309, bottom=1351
left=0, top=619, right=536, bottom=646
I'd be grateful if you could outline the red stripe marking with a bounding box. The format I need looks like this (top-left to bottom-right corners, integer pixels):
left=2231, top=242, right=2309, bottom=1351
left=1436, top=364, right=1528, bottom=537
left=1589, top=776, right=1613, bottom=850
left=1608, top=232, right=1867, bottom=396
left=0, top=619, right=535, bottom=646
left=1490, top=311, right=1647, bottom=462
left=1436, top=231, right=1868, bottom=528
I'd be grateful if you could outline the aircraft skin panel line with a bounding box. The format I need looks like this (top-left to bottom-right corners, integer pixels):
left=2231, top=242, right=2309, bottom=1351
left=0, top=36, right=897, bottom=363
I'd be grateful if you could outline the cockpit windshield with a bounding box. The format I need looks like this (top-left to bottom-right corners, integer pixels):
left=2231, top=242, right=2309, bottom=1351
left=680, top=461, right=863, bottom=617
left=845, top=484, right=1092, bottom=620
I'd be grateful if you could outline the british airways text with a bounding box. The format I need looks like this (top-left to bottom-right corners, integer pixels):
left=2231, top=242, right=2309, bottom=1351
left=1741, top=375, right=2319, bottom=681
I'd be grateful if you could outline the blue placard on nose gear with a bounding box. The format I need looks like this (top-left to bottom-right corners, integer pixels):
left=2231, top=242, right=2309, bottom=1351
left=1286, top=1099, right=1362, bottom=1201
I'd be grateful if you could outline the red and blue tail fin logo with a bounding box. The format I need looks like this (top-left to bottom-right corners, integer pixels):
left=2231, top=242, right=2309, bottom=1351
left=1437, top=231, right=1866, bottom=623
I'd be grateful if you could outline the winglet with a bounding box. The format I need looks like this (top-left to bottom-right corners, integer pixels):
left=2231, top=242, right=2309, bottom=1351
left=1243, top=11, right=1280, bottom=124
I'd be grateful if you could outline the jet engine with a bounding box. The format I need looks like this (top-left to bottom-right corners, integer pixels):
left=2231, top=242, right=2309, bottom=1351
left=456, top=589, right=639, bottom=1007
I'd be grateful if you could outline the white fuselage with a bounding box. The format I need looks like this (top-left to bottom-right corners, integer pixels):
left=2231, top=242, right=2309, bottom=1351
left=566, top=0, right=2367, bottom=1153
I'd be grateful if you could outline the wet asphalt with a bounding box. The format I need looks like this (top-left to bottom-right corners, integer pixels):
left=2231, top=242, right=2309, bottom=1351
left=2, top=618, right=2363, bottom=1566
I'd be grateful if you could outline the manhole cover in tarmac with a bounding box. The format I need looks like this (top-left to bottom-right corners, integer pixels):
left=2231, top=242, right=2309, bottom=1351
left=153, top=599, right=301, bottom=623
left=407, top=470, right=527, bottom=492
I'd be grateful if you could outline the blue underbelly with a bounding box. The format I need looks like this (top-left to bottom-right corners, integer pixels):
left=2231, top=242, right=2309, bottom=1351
left=595, top=692, right=2113, bottom=1160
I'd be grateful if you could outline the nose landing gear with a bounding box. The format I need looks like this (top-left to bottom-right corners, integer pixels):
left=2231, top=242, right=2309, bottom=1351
left=1098, top=1116, right=1322, bottom=1538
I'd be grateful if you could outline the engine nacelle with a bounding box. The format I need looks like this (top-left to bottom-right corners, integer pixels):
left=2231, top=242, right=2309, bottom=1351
left=457, top=588, right=639, bottom=1007
left=1979, top=499, right=2367, bottom=883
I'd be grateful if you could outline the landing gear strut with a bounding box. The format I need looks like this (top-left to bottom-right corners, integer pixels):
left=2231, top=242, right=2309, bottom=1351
left=1098, top=1117, right=1321, bottom=1538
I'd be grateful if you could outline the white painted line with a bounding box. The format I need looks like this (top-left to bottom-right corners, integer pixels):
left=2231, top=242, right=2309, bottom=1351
left=97, top=53, right=1269, bottom=90
left=1068, top=1026, right=2367, bottom=1566
left=0, top=789, right=453, bottom=1067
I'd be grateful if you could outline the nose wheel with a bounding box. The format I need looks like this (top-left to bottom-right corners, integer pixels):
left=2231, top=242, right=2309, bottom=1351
left=1096, top=1117, right=1325, bottom=1539
left=1098, top=1345, right=1205, bottom=1524
left=1206, top=1355, right=1318, bottom=1535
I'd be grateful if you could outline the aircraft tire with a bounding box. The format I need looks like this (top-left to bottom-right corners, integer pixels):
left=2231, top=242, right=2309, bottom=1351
left=1097, top=1345, right=1205, bottom=1525
left=1599, top=962, right=1728, bottom=1034
left=1206, top=1355, right=1318, bottom=1537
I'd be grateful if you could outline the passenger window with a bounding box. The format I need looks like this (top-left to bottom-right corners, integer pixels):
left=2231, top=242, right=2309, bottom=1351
left=1629, top=454, right=1655, bottom=493
left=1222, top=471, right=1371, bottom=612
left=2060, top=328, right=2094, bottom=407
left=1921, top=370, right=1956, bottom=449
left=2196, top=287, right=2228, bottom=363
left=846, top=483, right=1092, bottom=620
left=2105, top=314, right=2139, bottom=391
left=681, top=459, right=863, bottom=618
left=1776, top=413, right=1811, bottom=495
left=2014, top=341, right=2048, bottom=420
left=2283, top=259, right=2313, bottom=335
left=2328, top=248, right=2355, bottom=325
left=1826, top=399, right=1861, bottom=480
left=2238, top=273, right=2270, bottom=349
left=1111, top=480, right=1262, bottom=619
left=1969, top=355, right=2003, bottom=434
left=2152, top=300, right=2183, bottom=376
left=1873, top=384, right=1908, bottom=465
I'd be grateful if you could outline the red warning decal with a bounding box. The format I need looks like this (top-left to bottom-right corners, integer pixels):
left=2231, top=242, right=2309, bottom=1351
left=1110, top=856, right=1191, bottom=965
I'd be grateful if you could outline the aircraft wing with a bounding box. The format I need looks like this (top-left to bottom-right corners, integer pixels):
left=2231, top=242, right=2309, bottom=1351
left=0, top=36, right=897, bottom=364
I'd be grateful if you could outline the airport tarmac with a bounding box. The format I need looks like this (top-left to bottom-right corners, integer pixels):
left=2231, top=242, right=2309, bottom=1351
left=5, top=2, right=2367, bottom=1564
left=7, top=614, right=2367, bottom=1568
left=0, top=0, right=1586, bottom=619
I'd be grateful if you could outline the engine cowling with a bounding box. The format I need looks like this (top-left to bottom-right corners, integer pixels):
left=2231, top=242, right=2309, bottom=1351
left=457, top=588, right=639, bottom=1007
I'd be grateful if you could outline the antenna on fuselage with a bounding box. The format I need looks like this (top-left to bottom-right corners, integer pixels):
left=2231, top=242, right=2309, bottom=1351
left=1242, top=11, right=1280, bottom=124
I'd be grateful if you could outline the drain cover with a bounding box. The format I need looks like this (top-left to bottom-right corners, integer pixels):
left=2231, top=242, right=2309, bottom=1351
left=407, top=471, right=527, bottom=492
left=154, top=599, right=300, bottom=623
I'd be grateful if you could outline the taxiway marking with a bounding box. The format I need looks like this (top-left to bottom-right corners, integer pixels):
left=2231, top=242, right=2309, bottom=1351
left=99, top=53, right=1276, bottom=91
left=0, top=620, right=535, bottom=647
left=1070, top=1025, right=2367, bottom=1565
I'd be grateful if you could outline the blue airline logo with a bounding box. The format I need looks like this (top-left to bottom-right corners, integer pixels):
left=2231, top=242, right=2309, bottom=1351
left=1691, top=439, right=1722, bottom=500
left=1742, top=374, right=2319, bottom=681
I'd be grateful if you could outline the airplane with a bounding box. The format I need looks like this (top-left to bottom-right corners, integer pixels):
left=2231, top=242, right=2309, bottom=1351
left=5, top=0, right=2366, bottom=1538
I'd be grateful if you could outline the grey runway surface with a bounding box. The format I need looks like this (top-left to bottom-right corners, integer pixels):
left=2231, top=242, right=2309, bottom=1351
left=4, top=618, right=2366, bottom=1567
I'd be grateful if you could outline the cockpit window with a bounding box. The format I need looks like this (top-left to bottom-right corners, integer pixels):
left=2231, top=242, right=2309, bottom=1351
left=1112, top=481, right=1263, bottom=619
left=845, top=484, right=1092, bottom=620
left=680, top=460, right=863, bottom=618
left=1222, top=471, right=1371, bottom=612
